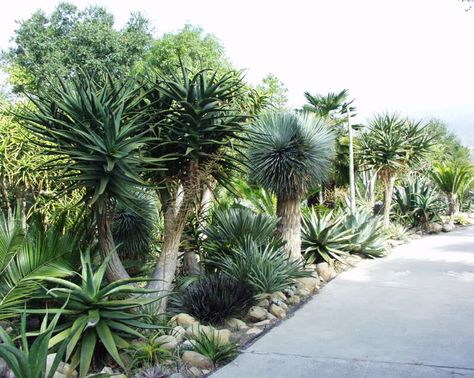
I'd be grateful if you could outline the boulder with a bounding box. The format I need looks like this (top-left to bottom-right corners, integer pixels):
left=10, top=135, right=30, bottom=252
left=225, top=318, right=248, bottom=330
left=46, top=354, right=78, bottom=378
left=182, top=351, right=213, bottom=370
left=269, top=304, right=286, bottom=319
left=186, top=324, right=214, bottom=339
left=257, top=298, right=270, bottom=308
left=266, top=312, right=277, bottom=321
left=296, top=276, right=320, bottom=292
left=253, top=319, right=270, bottom=326
left=295, top=287, right=311, bottom=297
left=271, top=291, right=287, bottom=302
left=214, top=329, right=232, bottom=345
left=429, top=223, right=443, bottom=234
left=246, top=306, right=268, bottom=322
left=170, top=313, right=199, bottom=328
left=246, top=327, right=262, bottom=336
left=188, top=366, right=204, bottom=377
left=288, top=295, right=301, bottom=305
left=442, top=222, right=455, bottom=232
left=171, top=325, right=186, bottom=342
left=156, top=335, right=178, bottom=350
left=316, top=262, right=337, bottom=282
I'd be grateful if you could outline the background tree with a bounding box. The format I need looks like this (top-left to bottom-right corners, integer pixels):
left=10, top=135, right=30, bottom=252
left=2, top=2, right=152, bottom=93
left=426, top=119, right=472, bottom=164
left=248, top=112, right=335, bottom=260
left=358, top=113, right=435, bottom=228
left=256, top=74, right=289, bottom=110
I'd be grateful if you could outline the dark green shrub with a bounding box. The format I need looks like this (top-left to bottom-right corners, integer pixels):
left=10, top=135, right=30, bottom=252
left=169, top=274, right=255, bottom=325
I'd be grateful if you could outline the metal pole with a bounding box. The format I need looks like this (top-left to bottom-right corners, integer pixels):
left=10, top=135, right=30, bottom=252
left=347, top=108, right=356, bottom=214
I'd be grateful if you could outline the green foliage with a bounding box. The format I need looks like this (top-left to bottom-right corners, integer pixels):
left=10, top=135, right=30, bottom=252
left=30, top=251, right=161, bottom=378
left=0, top=214, right=80, bottom=319
left=188, top=330, right=239, bottom=366
left=386, top=223, right=409, bottom=241
left=301, top=210, right=353, bottom=264
left=232, top=178, right=277, bottom=215
left=169, top=274, right=255, bottom=325
left=133, top=365, right=168, bottom=378
left=303, top=89, right=354, bottom=125
left=431, top=163, right=473, bottom=196
left=3, top=2, right=152, bottom=92
left=0, top=309, right=69, bottom=378
left=255, top=74, right=289, bottom=110
left=125, top=333, right=173, bottom=370
left=203, top=207, right=281, bottom=261
left=453, top=213, right=470, bottom=225
left=140, top=24, right=231, bottom=75
left=20, top=71, right=157, bottom=212
left=205, top=239, right=310, bottom=294
left=248, top=112, right=335, bottom=199
left=342, top=210, right=387, bottom=257
left=426, top=119, right=472, bottom=164
left=393, top=177, right=442, bottom=227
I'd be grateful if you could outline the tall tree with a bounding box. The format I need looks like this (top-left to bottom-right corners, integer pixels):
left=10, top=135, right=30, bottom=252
left=358, top=114, right=435, bottom=228
left=256, top=74, right=289, bottom=110
left=2, top=2, right=152, bottom=93
left=248, top=112, right=335, bottom=260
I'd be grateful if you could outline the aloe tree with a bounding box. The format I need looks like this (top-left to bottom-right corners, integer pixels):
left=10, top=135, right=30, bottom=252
left=248, top=112, right=335, bottom=260
left=358, top=114, right=435, bottom=228
left=19, top=72, right=157, bottom=282
left=431, top=163, right=473, bottom=217
left=143, top=66, right=247, bottom=307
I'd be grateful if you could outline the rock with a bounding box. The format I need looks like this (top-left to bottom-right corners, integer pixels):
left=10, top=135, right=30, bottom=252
left=186, top=324, right=214, bottom=339
left=246, top=327, right=262, bottom=335
left=253, top=319, right=270, bottom=326
left=296, top=277, right=320, bottom=292
left=172, top=325, right=186, bottom=342
left=226, top=317, right=248, bottom=330
left=156, top=335, right=178, bottom=350
left=429, top=222, right=443, bottom=234
left=181, top=340, right=195, bottom=349
left=288, top=295, right=301, bottom=305
left=100, top=367, right=114, bottom=374
left=469, top=213, right=474, bottom=219
left=246, top=306, right=268, bottom=322
left=442, top=222, right=455, bottom=232
left=215, top=329, right=232, bottom=345
left=182, top=351, right=213, bottom=370
left=188, top=366, right=204, bottom=377
left=295, top=287, right=311, bottom=297
left=269, top=304, right=286, bottom=319
left=257, top=298, right=270, bottom=308
left=316, top=262, right=337, bottom=282
left=170, top=313, right=199, bottom=328
left=46, top=354, right=78, bottom=378
left=283, top=288, right=295, bottom=297
left=271, top=291, right=287, bottom=302
left=266, top=312, right=277, bottom=321
left=202, top=370, right=211, bottom=375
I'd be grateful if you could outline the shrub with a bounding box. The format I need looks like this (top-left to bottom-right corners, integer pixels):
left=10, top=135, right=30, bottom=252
left=205, top=239, right=311, bottom=294
left=301, top=209, right=353, bottom=264
left=342, top=209, right=387, bottom=257
left=29, top=251, right=161, bottom=378
left=386, top=223, right=409, bottom=241
left=169, top=274, right=255, bottom=325
left=126, top=333, right=173, bottom=370
left=188, top=330, right=239, bottom=366
left=133, top=366, right=168, bottom=378
left=453, top=213, right=470, bottom=225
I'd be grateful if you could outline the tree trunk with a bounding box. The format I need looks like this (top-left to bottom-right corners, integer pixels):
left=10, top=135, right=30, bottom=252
left=382, top=173, right=396, bottom=228
left=447, top=192, right=458, bottom=218
left=277, top=195, right=302, bottom=260
left=96, top=208, right=131, bottom=282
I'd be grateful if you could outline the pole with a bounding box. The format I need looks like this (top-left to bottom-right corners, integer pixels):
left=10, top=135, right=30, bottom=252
left=347, top=107, right=356, bottom=214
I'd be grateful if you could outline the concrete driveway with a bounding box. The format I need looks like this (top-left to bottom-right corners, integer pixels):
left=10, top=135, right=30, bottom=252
left=212, top=227, right=474, bottom=378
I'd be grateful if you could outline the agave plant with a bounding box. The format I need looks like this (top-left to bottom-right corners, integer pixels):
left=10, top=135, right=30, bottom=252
left=0, top=213, right=80, bottom=319
left=342, top=209, right=387, bottom=257
left=205, top=238, right=310, bottom=294
left=248, top=111, right=335, bottom=259
left=29, top=251, right=162, bottom=378
left=188, top=330, right=239, bottom=366
left=0, top=309, right=70, bottom=378
left=431, top=163, right=473, bottom=217
left=301, top=209, right=354, bottom=265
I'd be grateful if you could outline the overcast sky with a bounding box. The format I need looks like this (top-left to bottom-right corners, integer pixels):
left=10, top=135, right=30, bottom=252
left=1, top=0, right=473, bottom=146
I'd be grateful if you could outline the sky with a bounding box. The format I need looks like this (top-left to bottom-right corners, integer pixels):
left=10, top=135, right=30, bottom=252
left=1, top=0, right=473, bottom=147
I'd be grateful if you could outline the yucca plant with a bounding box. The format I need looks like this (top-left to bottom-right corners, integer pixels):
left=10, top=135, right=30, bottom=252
left=0, top=213, right=79, bottom=319
left=342, top=209, right=387, bottom=257
left=168, top=274, right=255, bottom=325
left=28, top=251, right=162, bottom=378
left=301, top=210, right=354, bottom=265
left=248, top=111, right=335, bottom=259
left=0, top=309, right=69, bottom=378
left=188, top=330, right=239, bottom=366
left=431, top=163, right=473, bottom=217
left=205, top=238, right=310, bottom=294
left=358, top=114, right=435, bottom=228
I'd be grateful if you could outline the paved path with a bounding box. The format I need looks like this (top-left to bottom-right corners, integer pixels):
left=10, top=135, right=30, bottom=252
left=212, top=226, right=474, bottom=378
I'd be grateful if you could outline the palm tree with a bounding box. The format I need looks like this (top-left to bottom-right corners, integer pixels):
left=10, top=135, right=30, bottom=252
left=358, top=114, right=435, bottom=228
left=142, top=66, right=247, bottom=308
left=431, top=163, right=473, bottom=217
left=248, top=112, right=335, bottom=260
left=19, top=72, right=158, bottom=282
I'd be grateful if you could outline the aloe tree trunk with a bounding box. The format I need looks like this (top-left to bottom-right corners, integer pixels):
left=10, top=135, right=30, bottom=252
left=447, top=192, right=458, bottom=218
left=382, top=172, right=396, bottom=228
left=96, top=206, right=131, bottom=282
left=277, top=195, right=302, bottom=260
